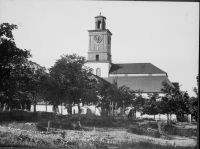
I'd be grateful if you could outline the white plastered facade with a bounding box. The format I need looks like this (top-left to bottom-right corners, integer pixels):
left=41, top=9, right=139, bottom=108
left=85, top=62, right=111, bottom=78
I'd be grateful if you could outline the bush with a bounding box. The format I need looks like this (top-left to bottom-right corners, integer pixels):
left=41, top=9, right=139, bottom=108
left=128, top=124, right=160, bottom=138
left=147, top=122, right=158, bottom=129
left=127, top=125, right=145, bottom=135
left=0, top=114, right=11, bottom=122
left=138, top=122, right=158, bottom=129
left=36, top=125, right=47, bottom=132
left=142, top=118, right=156, bottom=121
left=67, top=115, right=116, bottom=127
left=164, top=124, right=176, bottom=135
left=0, top=110, right=37, bottom=122
left=175, top=128, right=197, bottom=137
left=146, top=128, right=160, bottom=138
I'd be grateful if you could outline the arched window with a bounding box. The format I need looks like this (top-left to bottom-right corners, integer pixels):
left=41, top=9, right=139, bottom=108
left=97, top=21, right=101, bottom=29
left=96, top=68, right=101, bottom=76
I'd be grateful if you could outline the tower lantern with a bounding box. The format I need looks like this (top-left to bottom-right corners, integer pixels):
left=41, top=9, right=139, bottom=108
left=95, top=13, right=106, bottom=30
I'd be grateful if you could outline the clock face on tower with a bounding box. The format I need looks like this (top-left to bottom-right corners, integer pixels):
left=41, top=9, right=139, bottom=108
left=94, top=34, right=102, bottom=43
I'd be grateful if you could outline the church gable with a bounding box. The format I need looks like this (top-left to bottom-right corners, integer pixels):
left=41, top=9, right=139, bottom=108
left=109, top=63, right=167, bottom=75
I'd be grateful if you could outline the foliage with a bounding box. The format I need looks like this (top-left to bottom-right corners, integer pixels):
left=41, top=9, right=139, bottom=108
left=0, top=23, right=46, bottom=111
left=93, top=77, right=113, bottom=113
left=142, top=93, right=159, bottom=116
left=94, top=78, right=136, bottom=115
left=0, top=110, right=37, bottom=122
left=189, top=74, right=198, bottom=121
left=0, top=23, right=31, bottom=107
left=127, top=125, right=145, bottom=135
left=127, top=124, right=160, bottom=138
left=47, top=54, right=97, bottom=114
left=159, top=81, right=191, bottom=120
left=131, top=92, right=145, bottom=112
left=193, top=74, right=198, bottom=96
left=189, top=97, right=197, bottom=121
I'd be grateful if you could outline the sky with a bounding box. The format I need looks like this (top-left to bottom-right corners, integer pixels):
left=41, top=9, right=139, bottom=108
left=0, top=0, right=199, bottom=97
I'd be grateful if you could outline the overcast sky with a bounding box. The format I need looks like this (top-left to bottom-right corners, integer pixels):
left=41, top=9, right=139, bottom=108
left=0, top=0, right=199, bottom=97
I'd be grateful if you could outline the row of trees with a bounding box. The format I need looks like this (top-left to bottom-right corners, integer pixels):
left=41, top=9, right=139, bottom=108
left=142, top=81, right=198, bottom=121
left=0, top=23, right=198, bottom=121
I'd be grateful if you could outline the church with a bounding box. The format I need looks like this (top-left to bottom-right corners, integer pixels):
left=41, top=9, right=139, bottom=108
left=85, top=13, right=174, bottom=95
left=32, top=13, right=177, bottom=120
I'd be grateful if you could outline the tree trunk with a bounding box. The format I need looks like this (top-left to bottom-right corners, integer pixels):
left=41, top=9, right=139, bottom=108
left=61, top=103, right=63, bottom=115
left=78, top=103, right=81, bottom=114
left=154, top=115, right=155, bottom=120
left=167, top=114, right=169, bottom=121
left=101, top=104, right=108, bottom=116
left=67, top=105, right=72, bottom=115
left=181, top=113, right=183, bottom=122
left=20, top=103, right=23, bottom=110
left=33, top=95, right=37, bottom=113
left=46, top=102, right=47, bottom=112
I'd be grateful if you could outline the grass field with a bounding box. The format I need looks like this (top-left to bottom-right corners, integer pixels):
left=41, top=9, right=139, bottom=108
left=0, top=111, right=197, bottom=149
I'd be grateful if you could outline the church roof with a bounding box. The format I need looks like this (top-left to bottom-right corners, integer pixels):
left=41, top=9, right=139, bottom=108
left=104, top=76, right=173, bottom=93
left=109, top=63, right=167, bottom=74
left=95, top=13, right=106, bottom=19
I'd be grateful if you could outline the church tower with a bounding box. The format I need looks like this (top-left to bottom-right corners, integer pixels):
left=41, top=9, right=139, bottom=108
left=85, top=13, right=112, bottom=78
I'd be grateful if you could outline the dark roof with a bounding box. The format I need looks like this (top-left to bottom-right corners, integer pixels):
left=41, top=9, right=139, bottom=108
left=109, top=63, right=166, bottom=74
left=172, top=82, right=179, bottom=89
left=95, top=14, right=106, bottom=19
left=104, top=76, right=174, bottom=93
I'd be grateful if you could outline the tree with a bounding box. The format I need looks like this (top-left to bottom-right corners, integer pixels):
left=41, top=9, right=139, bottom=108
left=90, top=76, right=113, bottom=115
left=48, top=54, right=95, bottom=114
left=0, top=23, right=32, bottom=108
left=189, top=74, right=199, bottom=121
left=189, top=97, right=197, bottom=121
left=142, top=93, right=159, bottom=119
left=24, top=62, right=47, bottom=112
left=95, top=78, right=136, bottom=116
left=131, top=91, right=145, bottom=117
left=160, top=81, right=190, bottom=121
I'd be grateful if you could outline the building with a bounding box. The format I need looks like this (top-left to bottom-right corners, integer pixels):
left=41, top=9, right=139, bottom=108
left=32, top=13, right=177, bottom=120
left=85, top=13, right=174, bottom=96
left=84, top=13, right=178, bottom=120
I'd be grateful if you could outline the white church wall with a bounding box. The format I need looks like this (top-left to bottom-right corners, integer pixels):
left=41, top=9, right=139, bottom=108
left=58, top=105, right=68, bottom=115
left=85, top=62, right=110, bottom=78
left=72, top=105, right=101, bottom=116
left=31, top=105, right=53, bottom=112
left=31, top=104, right=101, bottom=116
left=31, top=105, right=68, bottom=115
left=31, top=102, right=178, bottom=121
left=136, top=112, right=177, bottom=121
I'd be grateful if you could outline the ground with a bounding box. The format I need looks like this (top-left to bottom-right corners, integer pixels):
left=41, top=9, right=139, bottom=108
left=0, top=111, right=197, bottom=149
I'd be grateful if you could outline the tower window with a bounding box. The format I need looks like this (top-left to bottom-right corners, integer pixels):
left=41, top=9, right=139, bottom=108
left=97, top=21, right=101, bottom=29
left=96, top=68, right=101, bottom=76
left=96, top=55, right=99, bottom=61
